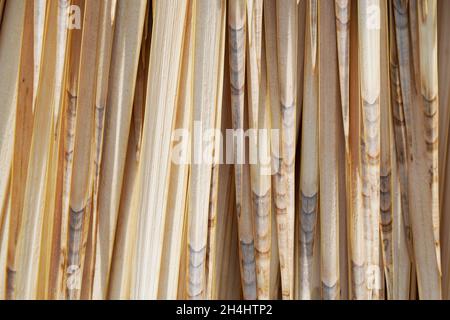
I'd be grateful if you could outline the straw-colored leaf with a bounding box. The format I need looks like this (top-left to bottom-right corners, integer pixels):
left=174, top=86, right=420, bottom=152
left=298, top=0, right=319, bottom=300
left=94, top=0, right=147, bottom=299
left=318, top=0, right=340, bottom=300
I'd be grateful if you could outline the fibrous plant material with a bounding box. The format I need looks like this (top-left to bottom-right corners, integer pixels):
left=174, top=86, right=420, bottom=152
left=439, top=0, right=450, bottom=300
left=347, top=0, right=365, bottom=300
left=358, top=0, right=381, bottom=300
left=5, top=0, right=34, bottom=301
left=87, top=0, right=117, bottom=299
left=318, top=0, right=340, bottom=300
left=275, top=0, right=298, bottom=300
left=187, top=0, right=226, bottom=300
left=389, top=1, right=413, bottom=300
left=1, top=0, right=27, bottom=300
left=298, top=0, right=319, bottom=300
left=131, top=0, right=186, bottom=300
left=158, top=0, right=194, bottom=300
left=394, top=0, right=441, bottom=299
left=1, top=0, right=450, bottom=301
left=15, top=0, right=66, bottom=300
left=95, top=0, right=146, bottom=300
left=63, top=0, right=101, bottom=300
left=416, top=0, right=441, bottom=299
left=379, top=0, right=393, bottom=299
left=228, top=0, right=257, bottom=300
left=335, top=0, right=350, bottom=155
left=246, top=0, right=271, bottom=300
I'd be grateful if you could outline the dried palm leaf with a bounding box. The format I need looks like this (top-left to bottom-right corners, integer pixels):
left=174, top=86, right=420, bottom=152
left=227, top=0, right=257, bottom=300
left=358, top=0, right=381, bottom=300
left=65, top=0, right=101, bottom=300
left=5, top=0, right=34, bottom=301
left=298, top=0, right=319, bottom=300
left=158, top=0, right=194, bottom=300
left=186, top=0, right=225, bottom=300
left=394, top=0, right=441, bottom=299
left=0, top=0, right=25, bottom=259
left=438, top=0, right=450, bottom=300
left=246, top=0, right=272, bottom=300
left=131, top=0, right=187, bottom=299
left=0, top=184, right=11, bottom=299
left=415, top=0, right=441, bottom=299
left=379, top=0, right=393, bottom=299
left=94, top=0, right=147, bottom=299
left=14, top=0, right=63, bottom=299
left=33, top=0, right=46, bottom=110
left=275, top=0, right=298, bottom=300
left=296, top=1, right=306, bottom=141
left=107, top=120, right=140, bottom=299
left=335, top=0, right=351, bottom=154
left=348, top=0, right=366, bottom=299
left=318, top=0, right=340, bottom=300
left=85, top=0, right=118, bottom=299
left=48, top=0, right=85, bottom=300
